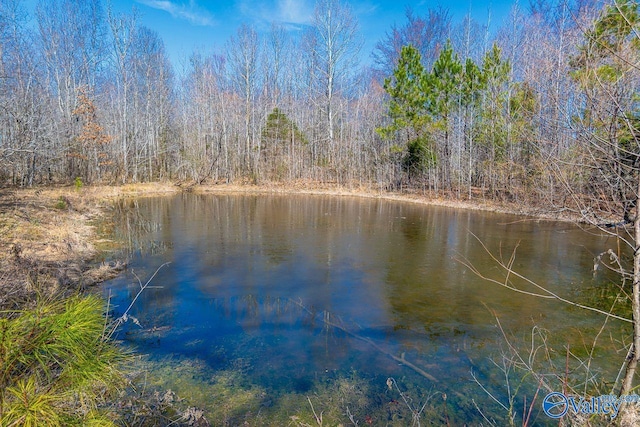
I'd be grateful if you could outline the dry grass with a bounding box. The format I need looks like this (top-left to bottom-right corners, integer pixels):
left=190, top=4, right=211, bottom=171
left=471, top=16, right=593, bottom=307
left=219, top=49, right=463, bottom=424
left=193, top=180, right=579, bottom=223
left=0, top=184, right=178, bottom=308
left=619, top=406, right=640, bottom=427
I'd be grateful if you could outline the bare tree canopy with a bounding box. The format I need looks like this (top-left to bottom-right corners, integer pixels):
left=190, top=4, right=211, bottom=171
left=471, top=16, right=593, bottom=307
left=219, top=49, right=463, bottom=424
left=372, top=7, right=452, bottom=80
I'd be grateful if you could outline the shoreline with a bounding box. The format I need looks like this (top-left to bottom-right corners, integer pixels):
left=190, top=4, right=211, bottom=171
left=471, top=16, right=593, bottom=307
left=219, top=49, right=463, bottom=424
left=0, top=180, right=579, bottom=307
left=192, top=182, right=579, bottom=223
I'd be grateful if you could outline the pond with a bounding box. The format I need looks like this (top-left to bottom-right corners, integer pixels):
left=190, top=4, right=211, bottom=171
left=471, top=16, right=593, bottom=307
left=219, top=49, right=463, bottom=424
left=103, top=193, right=628, bottom=425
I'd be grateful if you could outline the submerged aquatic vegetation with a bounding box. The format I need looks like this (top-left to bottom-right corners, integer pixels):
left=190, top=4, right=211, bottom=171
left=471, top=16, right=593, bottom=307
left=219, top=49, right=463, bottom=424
left=140, top=353, right=463, bottom=426
left=0, top=294, right=129, bottom=426
left=143, top=357, right=264, bottom=425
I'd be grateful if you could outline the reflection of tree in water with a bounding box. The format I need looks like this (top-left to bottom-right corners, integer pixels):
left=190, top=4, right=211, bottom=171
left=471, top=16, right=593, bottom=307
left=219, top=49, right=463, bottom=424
left=399, top=210, right=429, bottom=244
left=381, top=205, right=456, bottom=328
left=255, top=197, right=296, bottom=265
left=107, top=197, right=180, bottom=341
left=109, top=198, right=173, bottom=256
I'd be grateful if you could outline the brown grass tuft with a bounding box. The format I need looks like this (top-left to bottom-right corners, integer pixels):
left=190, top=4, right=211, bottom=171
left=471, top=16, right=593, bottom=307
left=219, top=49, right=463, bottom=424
left=0, top=184, right=174, bottom=308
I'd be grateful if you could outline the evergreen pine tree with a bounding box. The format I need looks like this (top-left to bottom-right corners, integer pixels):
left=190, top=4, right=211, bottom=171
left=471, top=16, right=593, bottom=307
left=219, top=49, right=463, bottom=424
left=377, top=45, right=436, bottom=175
left=430, top=40, right=463, bottom=187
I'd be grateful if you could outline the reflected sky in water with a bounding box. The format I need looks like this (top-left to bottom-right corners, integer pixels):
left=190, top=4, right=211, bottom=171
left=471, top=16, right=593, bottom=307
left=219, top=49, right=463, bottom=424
left=103, top=194, right=627, bottom=420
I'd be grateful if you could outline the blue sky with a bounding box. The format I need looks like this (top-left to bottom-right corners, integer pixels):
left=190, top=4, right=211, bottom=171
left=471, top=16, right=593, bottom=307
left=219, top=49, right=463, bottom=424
left=22, top=0, right=519, bottom=69
left=108, top=0, right=518, bottom=68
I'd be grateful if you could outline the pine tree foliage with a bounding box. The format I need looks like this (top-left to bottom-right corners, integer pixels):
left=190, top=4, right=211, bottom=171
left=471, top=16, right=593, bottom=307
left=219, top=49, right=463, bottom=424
left=0, top=294, right=128, bottom=426
left=430, top=40, right=462, bottom=125
left=261, top=108, right=307, bottom=149
left=477, top=43, right=512, bottom=162
left=429, top=40, right=463, bottom=186
left=377, top=45, right=437, bottom=175
left=379, top=40, right=514, bottom=187
left=260, top=108, right=307, bottom=180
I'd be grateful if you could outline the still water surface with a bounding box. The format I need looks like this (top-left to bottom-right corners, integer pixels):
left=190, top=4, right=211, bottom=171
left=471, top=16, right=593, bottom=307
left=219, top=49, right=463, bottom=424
left=104, top=194, right=627, bottom=425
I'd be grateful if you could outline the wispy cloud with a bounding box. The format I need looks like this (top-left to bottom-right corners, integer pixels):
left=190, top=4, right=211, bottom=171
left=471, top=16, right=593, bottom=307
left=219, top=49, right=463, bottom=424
left=355, top=1, right=379, bottom=16
left=136, top=0, right=216, bottom=26
left=276, top=0, right=313, bottom=25
left=237, top=0, right=313, bottom=30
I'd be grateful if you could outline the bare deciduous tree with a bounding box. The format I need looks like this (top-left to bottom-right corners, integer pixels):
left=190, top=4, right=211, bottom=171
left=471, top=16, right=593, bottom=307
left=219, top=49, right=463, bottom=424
left=309, top=0, right=362, bottom=164
left=227, top=24, right=260, bottom=177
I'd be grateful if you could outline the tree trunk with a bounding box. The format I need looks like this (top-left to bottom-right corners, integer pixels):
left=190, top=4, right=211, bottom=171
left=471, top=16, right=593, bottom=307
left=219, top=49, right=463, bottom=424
left=620, top=176, right=640, bottom=395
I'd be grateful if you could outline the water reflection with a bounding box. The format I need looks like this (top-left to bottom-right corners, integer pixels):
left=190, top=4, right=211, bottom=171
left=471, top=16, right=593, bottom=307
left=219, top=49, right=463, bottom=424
left=104, top=193, right=626, bottom=424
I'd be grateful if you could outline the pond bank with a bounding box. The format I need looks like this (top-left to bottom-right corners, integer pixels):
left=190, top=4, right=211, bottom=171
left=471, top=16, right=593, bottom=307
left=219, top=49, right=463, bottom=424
left=0, top=180, right=575, bottom=308
left=0, top=183, right=176, bottom=308
left=193, top=181, right=576, bottom=222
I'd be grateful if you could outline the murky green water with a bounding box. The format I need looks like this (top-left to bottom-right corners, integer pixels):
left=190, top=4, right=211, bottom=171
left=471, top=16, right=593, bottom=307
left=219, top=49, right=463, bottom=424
left=103, top=193, right=629, bottom=425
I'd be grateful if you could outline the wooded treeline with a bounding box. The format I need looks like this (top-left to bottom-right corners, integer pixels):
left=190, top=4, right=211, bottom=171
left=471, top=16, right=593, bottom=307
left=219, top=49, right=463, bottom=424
left=0, top=0, right=638, bottom=208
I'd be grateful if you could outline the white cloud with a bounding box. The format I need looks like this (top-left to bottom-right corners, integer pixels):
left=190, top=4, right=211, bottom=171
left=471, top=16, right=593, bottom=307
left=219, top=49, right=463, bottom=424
left=355, top=1, right=379, bottom=16
left=237, top=0, right=313, bottom=29
left=136, top=0, right=216, bottom=26
left=276, top=0, right=313, bottom=25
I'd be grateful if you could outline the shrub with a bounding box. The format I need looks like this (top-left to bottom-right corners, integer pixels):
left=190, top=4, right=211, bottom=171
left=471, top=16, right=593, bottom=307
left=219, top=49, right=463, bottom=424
left=0, top=294, right=129, bottom=426
left=74, top=177, right=84, bottom=191
left=53, top=197, right=67, bottom=210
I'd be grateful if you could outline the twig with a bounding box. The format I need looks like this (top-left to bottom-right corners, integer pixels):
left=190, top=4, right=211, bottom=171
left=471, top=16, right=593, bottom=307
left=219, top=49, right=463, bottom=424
left=470, top=370, right=509, bottom=412
left=307, top=396, right=323, bottom=426
left=386, top=377, right=435, bottom=427
left=106, top=262, right=170, bottom=339
left=522, top=379, right=541, bottom=427
left=345, top=406, right=358, bottom=426
left=292, top=299, right=438, bottom=383
left=472, top=398, right=498, bottom=426
left=458, top=232, right=632, bottom=323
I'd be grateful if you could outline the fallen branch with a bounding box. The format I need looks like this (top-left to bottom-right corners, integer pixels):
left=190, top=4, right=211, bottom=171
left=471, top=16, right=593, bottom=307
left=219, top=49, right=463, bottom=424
left=105, top=262, right=170, bottom=339
left=291, top=299, right=438, bottom=383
